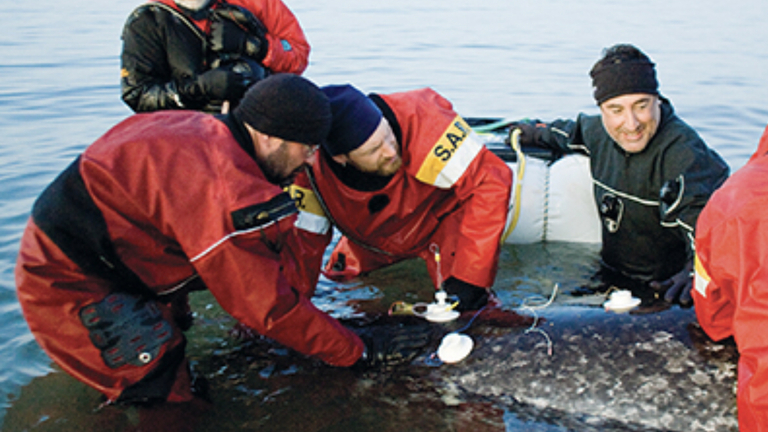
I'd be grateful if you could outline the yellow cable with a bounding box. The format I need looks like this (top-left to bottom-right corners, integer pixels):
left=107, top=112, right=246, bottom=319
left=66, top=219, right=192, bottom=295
left=501, top=128, right=526, bottom=243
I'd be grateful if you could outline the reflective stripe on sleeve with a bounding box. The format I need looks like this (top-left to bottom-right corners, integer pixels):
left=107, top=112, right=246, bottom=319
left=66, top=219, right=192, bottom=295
left=295, top=210, right=331, bottom=234
left=694, top=253, right=711, bottom=297
left=416, top=116, right=483, bottom=188
left=286, top=184, right=330, bottom=234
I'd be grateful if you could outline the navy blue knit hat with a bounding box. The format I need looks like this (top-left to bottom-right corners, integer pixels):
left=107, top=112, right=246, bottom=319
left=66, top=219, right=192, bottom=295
left=321, top=84, right=383, bottom=156
left=235, top=74, right=331, bottom=145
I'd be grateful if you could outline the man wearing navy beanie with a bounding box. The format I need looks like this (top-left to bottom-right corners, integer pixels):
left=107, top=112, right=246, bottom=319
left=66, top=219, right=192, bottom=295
left=287, top=84, right=513, bottom=312
left=507, top=44, right=729, bottom=306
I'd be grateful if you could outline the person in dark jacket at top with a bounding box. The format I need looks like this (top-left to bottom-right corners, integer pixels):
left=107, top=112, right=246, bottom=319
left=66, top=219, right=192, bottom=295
left=120, top=0, right=310, bottom=113
left=507, top=44, right=729, bottom=306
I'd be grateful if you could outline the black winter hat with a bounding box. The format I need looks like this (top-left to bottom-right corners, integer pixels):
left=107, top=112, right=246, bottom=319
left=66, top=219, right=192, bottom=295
left=234, top=74, right=332, bottom=145
left=590, top=44, right=659, bottom=105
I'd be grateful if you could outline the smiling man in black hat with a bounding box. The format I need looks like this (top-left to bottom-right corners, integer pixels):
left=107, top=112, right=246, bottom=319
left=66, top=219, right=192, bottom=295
left=508, top=43, right=729, bottom=306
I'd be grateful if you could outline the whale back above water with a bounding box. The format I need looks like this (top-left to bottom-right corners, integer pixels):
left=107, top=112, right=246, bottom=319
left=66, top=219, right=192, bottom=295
left=436, top=305, right=738, bottom=431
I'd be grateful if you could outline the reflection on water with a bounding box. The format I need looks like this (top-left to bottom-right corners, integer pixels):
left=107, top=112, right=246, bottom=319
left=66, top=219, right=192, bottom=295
left=1, top=0, right=763, bottom=430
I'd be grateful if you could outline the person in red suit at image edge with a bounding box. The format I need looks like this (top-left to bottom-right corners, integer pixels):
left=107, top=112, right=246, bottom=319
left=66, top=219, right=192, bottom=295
left=693, top=125, right=768, bottom=431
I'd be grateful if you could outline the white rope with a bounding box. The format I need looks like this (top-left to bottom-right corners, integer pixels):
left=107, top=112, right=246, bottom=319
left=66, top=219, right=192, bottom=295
left=519, top=283, right=559, bottom=356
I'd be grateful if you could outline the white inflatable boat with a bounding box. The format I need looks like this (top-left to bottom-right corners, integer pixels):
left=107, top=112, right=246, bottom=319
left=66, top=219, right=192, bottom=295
left=469, top=118, right=602, bottom=244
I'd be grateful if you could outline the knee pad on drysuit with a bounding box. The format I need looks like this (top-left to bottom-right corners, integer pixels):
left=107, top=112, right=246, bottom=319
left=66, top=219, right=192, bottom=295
left=79, top=293, right=174, bottom=369
left=80, top=293, right=194, bottom=404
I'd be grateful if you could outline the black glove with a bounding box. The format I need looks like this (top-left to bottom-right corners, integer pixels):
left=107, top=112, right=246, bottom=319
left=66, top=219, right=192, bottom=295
left=649, top=261, right=694, bottom=307
left=443, top=277, right=489, bottom=312
left=210, top=17, right=268, bottom=62
left=182, top=68, right=249, bottom=102
left=506, top=120, right=540, bottom=147
left=353, top=323, right=433, bottom=369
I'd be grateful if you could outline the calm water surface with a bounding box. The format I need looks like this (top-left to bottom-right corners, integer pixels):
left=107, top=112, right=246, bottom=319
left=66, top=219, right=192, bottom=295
left=1, top=0, right=766, bottom=430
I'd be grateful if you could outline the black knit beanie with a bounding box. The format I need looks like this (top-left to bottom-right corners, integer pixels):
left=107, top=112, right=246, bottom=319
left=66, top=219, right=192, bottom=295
left=234, top=74, right=332, bottom=145
left=590, top=55, right=658, bottom=105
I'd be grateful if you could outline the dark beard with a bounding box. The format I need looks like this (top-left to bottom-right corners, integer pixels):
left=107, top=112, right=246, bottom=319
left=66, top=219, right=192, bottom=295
left=256, top=143, right=297, bottom=186
left=323, top=149, right=393, bottom=192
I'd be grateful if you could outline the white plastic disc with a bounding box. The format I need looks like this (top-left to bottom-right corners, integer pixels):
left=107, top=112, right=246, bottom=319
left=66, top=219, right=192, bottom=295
left=424, top=303, right=460, bottom=322
left=437, top=333, right=474, bottom=363
left=603, top=290, right=641, bottom=313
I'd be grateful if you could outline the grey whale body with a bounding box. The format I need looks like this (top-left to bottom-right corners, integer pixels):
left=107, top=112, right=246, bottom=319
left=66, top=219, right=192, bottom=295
left=434, top=305, right=738, bottom=431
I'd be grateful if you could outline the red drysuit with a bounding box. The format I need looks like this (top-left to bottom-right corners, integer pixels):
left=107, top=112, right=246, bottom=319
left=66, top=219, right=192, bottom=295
left=288, top=88, right=512, bottom=293
left=693, top=125, right=768, bottom=431
left=15, top=111, right=362, bottom=404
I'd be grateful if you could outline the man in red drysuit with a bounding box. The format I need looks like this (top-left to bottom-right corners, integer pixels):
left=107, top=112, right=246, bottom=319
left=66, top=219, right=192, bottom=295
left=693, top=125, right=768, bottom=431
left=15, top=75, right=429, bottom=408
left=288, top=84, right=513, bottom=311
left=121, top=0, right=311, bottom=112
